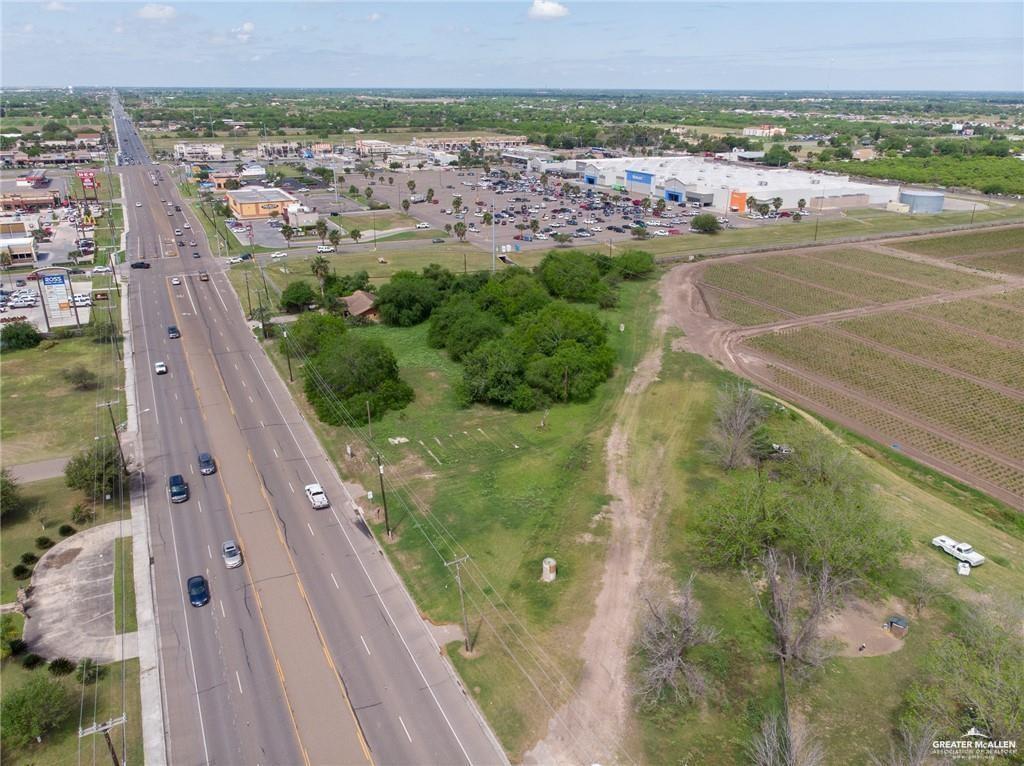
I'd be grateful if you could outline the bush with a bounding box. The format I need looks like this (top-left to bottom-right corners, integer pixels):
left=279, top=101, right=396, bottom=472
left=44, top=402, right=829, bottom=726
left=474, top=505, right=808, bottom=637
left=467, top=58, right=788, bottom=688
left=1, top=616, right=22, bottom=660
left=61, top=364, right=99, bottom=391
left=48, top=657, right=75, bottom=676
left=76, top=658, right=106, bottom=685
left=613, top=249, right=655, bottom=279
left=536, top=250, right=603, bottom=301
left=0, top=673, right=72, bottom=748
left=690, top=214, right=722, bottom=234
left=0, top=468, right=27, bottom=520
left=0, top=320, right=42, bottom=352
left=70, top=503, right=94, bottom=525
left=21, top=653, right=45, bottom=670
left=65, top=441, right=122, bottom=501
left=281, top=312, right=346, bottom=357
left=7, top=639, right=28, bottom=657
left=11, top=564, right=31, bottom=580
left=58, top=524, right=76, bottom=537
left=280, top=280, right=318, bottom=313
left=19, top=552, right=37, bottom=565
left=34, top=537, right=54, bottom=550
left=375, top=271, right=443, bottom=326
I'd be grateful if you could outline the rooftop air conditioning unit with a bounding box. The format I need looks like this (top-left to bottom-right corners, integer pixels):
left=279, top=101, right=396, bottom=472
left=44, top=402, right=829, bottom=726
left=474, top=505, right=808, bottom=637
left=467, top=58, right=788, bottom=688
left=811, top=179, right=821, bottom=184
left=758, top=181, right=768, bottom=186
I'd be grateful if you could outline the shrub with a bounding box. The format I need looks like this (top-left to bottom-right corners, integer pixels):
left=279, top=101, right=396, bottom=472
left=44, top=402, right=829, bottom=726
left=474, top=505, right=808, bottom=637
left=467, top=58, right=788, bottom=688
left=690, top=214, right=722, bottom=234
left=64, top=441, right=122, bottom=501
left=58, top=524, right=76, bottom=537
left=280, top=280, right=318, bottom=313
left=19, top=552, right=37, bottom=565
left=7, top=639, right=28, bottom=657
left=0, top=320, right=42, bottom=352
left=0, top=673, right=72, bottom=748
left=0, top=468, right=27, bottom=520
left=34, top=536, right=54, bottom=550
left=61, top=364, right=99, bottom=391
left=76, top=658, right=106, bottom=685
left=70, top=504, right=94, bottom=525
left=21, top=653, right=45, bottom=670
left=536, top=250, right=602, bottom=301
left=48, top=657, right=75, bottom=676
left=11, top=564, right=31, bottom=580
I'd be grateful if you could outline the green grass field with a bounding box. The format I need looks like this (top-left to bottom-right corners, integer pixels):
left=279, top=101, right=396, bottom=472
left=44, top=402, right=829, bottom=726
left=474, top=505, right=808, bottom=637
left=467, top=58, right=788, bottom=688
left=0, top=657, right=142, bottom=766
left=113, top=537, right=136, bottom=634
left=341, top=210, right=418, bottom=233
left=0, top=477, right=128, bottom=605
left=0, top=334, right=126, bottom=465
left=890, top=226, right=1024, bottom=258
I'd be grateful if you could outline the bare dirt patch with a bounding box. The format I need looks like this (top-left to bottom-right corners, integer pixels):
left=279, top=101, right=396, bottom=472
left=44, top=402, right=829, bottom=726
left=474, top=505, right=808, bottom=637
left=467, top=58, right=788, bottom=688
left=820, top=597, right=908, bottom=658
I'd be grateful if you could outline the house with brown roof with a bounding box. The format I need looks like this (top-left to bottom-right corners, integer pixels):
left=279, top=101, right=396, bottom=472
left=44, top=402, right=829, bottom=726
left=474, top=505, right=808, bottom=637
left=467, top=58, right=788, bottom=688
left=340, top=290, right=378, bottom=321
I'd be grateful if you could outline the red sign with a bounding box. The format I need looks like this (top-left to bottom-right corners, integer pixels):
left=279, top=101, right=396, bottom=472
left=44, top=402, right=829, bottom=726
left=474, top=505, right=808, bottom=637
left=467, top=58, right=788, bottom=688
left=77, top=170, right=97, bottom=189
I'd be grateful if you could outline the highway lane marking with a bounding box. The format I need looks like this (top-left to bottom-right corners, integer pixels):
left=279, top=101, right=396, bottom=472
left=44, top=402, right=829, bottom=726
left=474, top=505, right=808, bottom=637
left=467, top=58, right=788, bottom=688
left=307, top=523, right=315, bottom=537
left=220, top=601, right=226, bottom=619
left=360, top=635, right=371, bottom=656
left=236, top=671, right=243, bottom=695
left=208, top=545, right=212, bottom=559
left=241, top=380, right=247, bottom=388
left=288, top=482, right=295, bottom=493
left=137, top=291, right=160, bottom=426
left=210, top=277, right=230, bottom=312
left=331, top=573, right=339, bottom=590
left=190, top=464, right=194, bottom=475
left=180, top=416, right=184, bottom=425
left=197, top=500, right=203, bottom=514
left=248, top=396, right=254, bottom=404
left=220, top=330, right=224, bottom=337
left=398, top=716, right=412, bottom=743
left=273, top=448, right=279, bottom=458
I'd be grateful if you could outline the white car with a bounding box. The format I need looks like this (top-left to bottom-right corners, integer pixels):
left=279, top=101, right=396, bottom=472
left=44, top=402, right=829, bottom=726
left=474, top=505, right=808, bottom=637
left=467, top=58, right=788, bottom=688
left=154, top=361, right=168, bottom=375
left=92, top=265, right=112, bottom=274
left=654, top=230, right=669, bottom=237
left=270, top=251, right=287, bottom=259
left=932, top=536, right=985, bottom=567
left=183, top=223, right=191, bottom=229
left=174, top=229, right=182, bottom=236
left=590, top=226, right=603, bottom=233
left=135, top=202, right=142, bottom=207
left=227, top=257, right=243, bottom=264
left=171, top=276, right=181, bottom=286
left=305, top=483, right=329, bottom=509
left=415, top=222, right=430, bottom=229
left=535, top=233, right=549, bottom=240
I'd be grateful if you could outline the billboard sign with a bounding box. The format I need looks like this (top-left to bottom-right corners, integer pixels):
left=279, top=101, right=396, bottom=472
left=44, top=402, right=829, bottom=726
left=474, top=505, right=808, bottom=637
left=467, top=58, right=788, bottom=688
left=39, top=271, right=79, bottom=328
left=77, top=170, right=97, bottom=190
left=625, top=170, right=654, bottom=186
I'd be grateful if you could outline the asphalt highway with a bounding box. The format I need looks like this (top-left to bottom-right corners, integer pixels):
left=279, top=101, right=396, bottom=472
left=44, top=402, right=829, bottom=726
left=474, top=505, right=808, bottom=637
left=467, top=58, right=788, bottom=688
left=115, top=98, right=507, bottom=765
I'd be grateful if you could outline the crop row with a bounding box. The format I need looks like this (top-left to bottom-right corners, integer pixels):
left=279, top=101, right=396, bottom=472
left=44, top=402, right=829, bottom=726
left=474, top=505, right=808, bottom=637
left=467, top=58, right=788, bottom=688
left=702, top=287, right=788, bottom=327
left=963, top=252, right=1024, bottom=277
left=892, top=227, right=1024, bottom=259
left=835, top=313, right=1024, bottom=390
left=767, top=367, right=1024, bottom=503
left=757, top=254, right=936, bottom=304
left=808, top=248, right=994, bottom=291
left=997, top=289, right=1024, bottom=310
left=700, top=263, right=865, bottom=316
left=747, top=326, right=1024, bottom=460
left=911, top=297, right=1024, bottom=343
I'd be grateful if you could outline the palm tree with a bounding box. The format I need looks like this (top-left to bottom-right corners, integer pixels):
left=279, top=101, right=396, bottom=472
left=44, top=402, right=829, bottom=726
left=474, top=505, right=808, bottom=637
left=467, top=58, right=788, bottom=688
left=328, top=229, right=341, bottom=249
left=529, top=219, right=540, bottom=235
left=482, top=212, right=492, bottom=226
left=364, top=187, right=373, bottom=201
left=641, top=198, right=651, bottom=213
left=444, top=223, right=452, bottom=235
left=349, top=228, right=362, bottom=244
left=426, top=188, right=434, bottom=203
left=771, top=197, right=783, bottom=214
left=453, top=222, right=467, bottom=241
left=314, top=218, right=328, bottom=245
left=310, top=255, right=330, bottom=300
left=348, top=184, right=358, bottom=197
left=797, top=198, right=807, bottom=214
left=746, top=195, right=758, bottom=215
left=401, top=199, right=410, bottom=213
left=452, top=196, right=462, bottom=214
left=280, top=224, right=294, bottom=248
left=540, top=173, right=550, bottom=190
left=654, top=198, right=666, bottom=215
left=388, top=176, right=394, bottom=186
left=406, top=180, right=416, bottom=194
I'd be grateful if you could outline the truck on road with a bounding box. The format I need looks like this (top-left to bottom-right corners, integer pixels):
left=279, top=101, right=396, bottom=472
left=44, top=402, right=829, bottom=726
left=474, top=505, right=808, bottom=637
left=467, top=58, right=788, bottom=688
left=931, top=535, right=985, bottom=566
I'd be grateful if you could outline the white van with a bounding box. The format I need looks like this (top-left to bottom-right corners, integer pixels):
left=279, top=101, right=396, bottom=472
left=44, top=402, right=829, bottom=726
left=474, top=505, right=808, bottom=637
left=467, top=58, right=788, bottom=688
left=316, top=245, right=335, bottom=253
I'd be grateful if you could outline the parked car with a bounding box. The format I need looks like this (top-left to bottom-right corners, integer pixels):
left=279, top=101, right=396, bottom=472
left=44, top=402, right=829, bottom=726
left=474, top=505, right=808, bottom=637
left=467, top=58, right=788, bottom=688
left=431, top=238, right=445, bottom=244
left=187, top=575, right=209, bottom=607
left=415, top=222, right=430, bottom=229
left=305, top=483, right=329, bottom=509
left=92, top=265, right=112, bottom=274
left=931, top=536, right=985, bottom=566
left=130, top=261, right=151, bottom=269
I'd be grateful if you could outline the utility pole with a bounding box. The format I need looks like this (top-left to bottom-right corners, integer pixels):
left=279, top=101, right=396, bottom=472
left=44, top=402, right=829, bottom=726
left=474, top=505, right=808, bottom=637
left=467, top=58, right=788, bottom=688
left=376, top=453, right=391, bottom=539
left=366, top=400, right=372, bottom=438
left=283, top=331, right=293, bottom=381
left=106, top=304, right=122, bottom=361
left=445, top=555, right=472, bottom=652
left=257, top=292, right=268, bottom=339
left=244, top=270, right=253, bottom=316
left=104, top=402, right=128, bottom=474
left=79, top=715, right=126, bottom=766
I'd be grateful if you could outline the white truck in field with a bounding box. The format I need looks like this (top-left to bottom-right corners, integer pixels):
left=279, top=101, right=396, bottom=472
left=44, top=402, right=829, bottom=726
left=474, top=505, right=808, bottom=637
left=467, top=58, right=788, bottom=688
left=931, top=536, right=985, bottom=567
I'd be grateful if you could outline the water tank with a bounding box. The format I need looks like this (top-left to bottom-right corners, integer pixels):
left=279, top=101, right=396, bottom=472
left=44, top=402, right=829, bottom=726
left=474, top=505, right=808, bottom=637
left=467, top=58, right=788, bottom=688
left=899, top=189, right=945, bottom=214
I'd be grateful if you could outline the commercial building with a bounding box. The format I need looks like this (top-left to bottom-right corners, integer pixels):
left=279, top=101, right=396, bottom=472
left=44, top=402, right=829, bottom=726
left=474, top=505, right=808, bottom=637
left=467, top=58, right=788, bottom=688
left=742, top=125, right=787, bottom=137
left=1, top=190, right=62, bottom=212
left=0, top=216, right=38, bottom=237
left=174, top=143, right=225, bottom=161
left=502, top=147, right=557, bottom=167
left=0, top=236, right=38, bottom=267
left=225, top=187, right=297, bottom=220
left=355, top=140, right=393, bottom=158
left=285, top=203, right=319, bottom=228
left=257, top=142, right=302, bottom=159
left=208, top=171, right=240, bottom=190
left=239, top=164, right=267, bottom=182
left=574, top=156, right=899, bottom=212
left=411, top=135, right=528, bottom=151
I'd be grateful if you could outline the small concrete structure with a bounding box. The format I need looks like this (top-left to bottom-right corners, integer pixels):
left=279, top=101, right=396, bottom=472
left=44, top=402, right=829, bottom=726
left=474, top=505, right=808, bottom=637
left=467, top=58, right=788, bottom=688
left=541, top=557, right=557, bottom=583
left=884, top=614, right=909, bottom=639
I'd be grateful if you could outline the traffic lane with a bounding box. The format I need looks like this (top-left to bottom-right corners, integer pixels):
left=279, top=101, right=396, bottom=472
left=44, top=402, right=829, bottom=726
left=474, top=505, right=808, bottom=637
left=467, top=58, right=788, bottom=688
left=168, top=282, right=371, bottom=766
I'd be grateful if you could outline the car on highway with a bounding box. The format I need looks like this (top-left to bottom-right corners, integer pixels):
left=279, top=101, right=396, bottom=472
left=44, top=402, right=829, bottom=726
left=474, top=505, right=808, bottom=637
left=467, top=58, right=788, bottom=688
left=189, top=240, right=197, bottom=247
left=167, top=325, right=180, bottom=339
left=270, top=251, right=287, bottom=259
left=174, top=229, right=182, bottom=236
left=198, top=452, right=217, bottom=475
left=92, top=265, right=112, bottom=274
left=305, top=483, right=329, bottom=509
left=192, top=252, right=200, bottom=259
left=187, top=575, right=209, bottom=607
left=130, top=261, right=151, bottom=269
left=183, top=223, right=191, bottom=229
left=135, top=202, right=142, bottom=207
left=431, top=237, right=445, bottom=244
left=221, top=540, right=242, bottom=569
left=415, top=222, right=430, bottom=229
left=168, top=474, right=189, bottom=503
left=171, top=276, right=181, bottom=286
left=198, top=271, right=209, bottom=282
left=154, top=361, right=168, bottom=375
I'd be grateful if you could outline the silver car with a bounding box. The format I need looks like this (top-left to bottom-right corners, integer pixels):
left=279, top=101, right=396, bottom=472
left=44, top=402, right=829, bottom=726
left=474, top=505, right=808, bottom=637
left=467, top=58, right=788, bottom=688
left=221, top=540, right=242, bottom=569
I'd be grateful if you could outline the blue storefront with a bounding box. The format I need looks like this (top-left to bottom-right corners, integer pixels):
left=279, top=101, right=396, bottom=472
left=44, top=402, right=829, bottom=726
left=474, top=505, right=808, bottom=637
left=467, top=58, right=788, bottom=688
left=625, top=169, right=654, bottom=189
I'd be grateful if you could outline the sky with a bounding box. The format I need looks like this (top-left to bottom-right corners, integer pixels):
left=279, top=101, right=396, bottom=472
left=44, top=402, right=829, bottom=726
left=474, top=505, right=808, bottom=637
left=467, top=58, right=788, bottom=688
left=1, top=1, right=1021, bottom=92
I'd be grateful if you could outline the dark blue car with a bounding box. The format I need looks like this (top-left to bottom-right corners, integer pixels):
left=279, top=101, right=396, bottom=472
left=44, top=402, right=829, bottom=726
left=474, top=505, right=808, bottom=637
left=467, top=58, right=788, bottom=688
left=187, top=575, right=209, bottom=607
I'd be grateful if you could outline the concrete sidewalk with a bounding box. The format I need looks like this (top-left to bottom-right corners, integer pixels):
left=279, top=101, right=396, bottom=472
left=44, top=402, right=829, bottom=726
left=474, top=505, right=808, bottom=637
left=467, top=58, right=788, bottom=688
left=6, top=457, right=69, bottom=483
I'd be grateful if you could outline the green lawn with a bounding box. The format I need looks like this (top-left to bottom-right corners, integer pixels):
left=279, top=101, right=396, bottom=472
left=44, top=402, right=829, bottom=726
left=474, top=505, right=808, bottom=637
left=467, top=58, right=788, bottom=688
left=341, top=211, right=418, bottom=233
left=263, top=279, right=659, bottom=758
left=113, top=537, right=137, bottom=634
left=0, top=477, right=127, bottom=605
left=889, top=226, right=1024, bottom=258
left=0, top=657, right=142, bottom=766
left=0, top=334, right=126, bottom=465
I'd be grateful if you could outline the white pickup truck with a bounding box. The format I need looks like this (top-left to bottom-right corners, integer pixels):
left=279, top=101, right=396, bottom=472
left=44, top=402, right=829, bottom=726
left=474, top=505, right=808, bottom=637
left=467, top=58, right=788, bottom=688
left=931, top=536, right=985, bottom=567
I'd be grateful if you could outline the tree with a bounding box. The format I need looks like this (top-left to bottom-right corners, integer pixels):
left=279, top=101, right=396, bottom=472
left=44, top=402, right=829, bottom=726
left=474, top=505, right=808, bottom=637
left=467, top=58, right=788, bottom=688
left=0, top=468, right=27, bottom=521
left=452, top=196, right=462, bottom=214
left=314, top=218, right=328, bottom=245
left=0, top=321, right=42, bottom=352
left=654, top=198, right=666, bottom=215
left=444, top=223, right=453, bottom=235
left=343, top=227, right=360, bottom=244
left=348, top=184, right=358, bottom=196
left=482, top=212, right=492, bottom=227
left=310, top=255, right=331, bottom=300
left=425, top=188, right=435, bottom=203
left=65, top=440, right=122, bottom=500
left=0, top=673, right=72, bottom=748
left=630, top=226, right=649, bottom=240
left=797, top=198, right=807, bottom=214
left=613, top=250, right=655, bottom=279
left=536, top=250, right=602, bottom=302
left=328, top=229, right=341, bottom=249
left=406, top=179, right=416, bottom=194
left=707, top=383, right=765, bottom=469
left=690, top=214, right=722, bottom=234
left=771, top=197, right=783, bottom=214
left=746, top=195, right=759, bottom=214
left=453, top=222, right=467, bottom=241
left=633, top=575, right=718, bottom=708
left=763, top=145, right=795, bottom=167
left=401, top=199, right=410, bottom=213
left=375, top=271, right=443, bottom=326
left=364, top=187, right=373, bottom=200
left=749, top=712, right=825, bottom=766
left=283, top=311, right=346, bottom=356
left=553, top=232, right=573, bottom=246
left=529, top=219, right=540, bottom=235
left=429, top=296, right=505, bottom=361
left=62, top=364, right=99, bottom=391
left=280, top=280, right=318, bottom=313
left=223, top=178, right=241, bottom=190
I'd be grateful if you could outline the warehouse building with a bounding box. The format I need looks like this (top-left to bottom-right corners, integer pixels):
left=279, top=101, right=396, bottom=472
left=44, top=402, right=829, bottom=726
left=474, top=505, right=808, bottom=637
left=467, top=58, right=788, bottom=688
left=573, top=156, right=899, bottom=212
left=225, top=187, right=297, bottom=220
left=174, top=143, right=225, bottom=161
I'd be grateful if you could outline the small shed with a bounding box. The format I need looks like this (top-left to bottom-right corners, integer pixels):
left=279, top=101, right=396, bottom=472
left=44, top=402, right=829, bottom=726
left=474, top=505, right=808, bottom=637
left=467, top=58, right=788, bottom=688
left=341, top=290, right=379, bottom=321
left=884, top=615, right=909, bottom=639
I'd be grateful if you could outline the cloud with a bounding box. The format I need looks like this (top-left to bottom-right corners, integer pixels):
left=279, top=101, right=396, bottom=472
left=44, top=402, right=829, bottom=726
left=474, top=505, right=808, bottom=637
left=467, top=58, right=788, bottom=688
left=23, top=23, right=35, bottom=33
left=367, top=12, right=381, bottom=23
left=528, top=0, right=568, bottom=20
left=233, top=21, right=255, bottom=42
left=44, top=1, right=69, bottom=11
left=136, top=4, right=176, bottom=22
